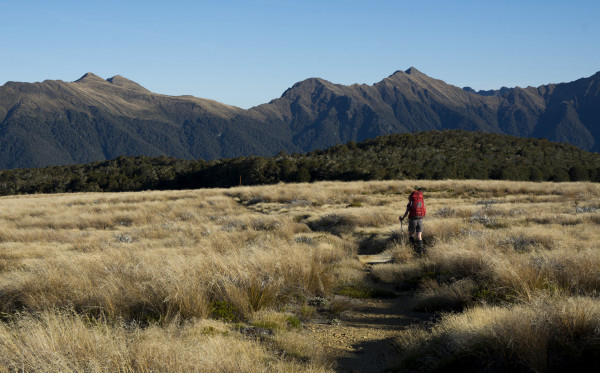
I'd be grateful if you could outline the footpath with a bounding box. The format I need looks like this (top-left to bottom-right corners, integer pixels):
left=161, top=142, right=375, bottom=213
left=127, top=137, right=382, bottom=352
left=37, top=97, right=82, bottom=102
left=307, top=257, right=433, bottom=373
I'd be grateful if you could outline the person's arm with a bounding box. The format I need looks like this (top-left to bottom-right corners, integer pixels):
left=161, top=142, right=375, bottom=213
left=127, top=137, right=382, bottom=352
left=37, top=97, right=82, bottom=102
left=399, top=204, right=409, bottom=221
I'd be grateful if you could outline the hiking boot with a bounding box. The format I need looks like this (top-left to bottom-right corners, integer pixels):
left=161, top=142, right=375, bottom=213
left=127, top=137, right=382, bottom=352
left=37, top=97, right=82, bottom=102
left=416, top=240, right=425, bottom=254
left=409, top=236, right=414, bottom=244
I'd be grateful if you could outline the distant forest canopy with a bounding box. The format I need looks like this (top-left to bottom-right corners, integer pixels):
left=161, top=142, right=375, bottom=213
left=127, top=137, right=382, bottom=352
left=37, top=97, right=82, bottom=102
left=0, top=130, right=599, bottom=196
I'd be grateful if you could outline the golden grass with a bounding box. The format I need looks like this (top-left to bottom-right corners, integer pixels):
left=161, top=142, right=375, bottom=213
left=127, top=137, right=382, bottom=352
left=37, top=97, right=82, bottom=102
left=0, top=310, right=332, bottom=372
left=0, top=179, right=599, bottom=370
left=397, top=295, right=600, bottom=372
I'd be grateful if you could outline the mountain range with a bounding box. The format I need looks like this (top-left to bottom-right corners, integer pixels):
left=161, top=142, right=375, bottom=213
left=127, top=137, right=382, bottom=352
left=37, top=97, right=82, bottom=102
left=1, top=68, right=599, bottom=169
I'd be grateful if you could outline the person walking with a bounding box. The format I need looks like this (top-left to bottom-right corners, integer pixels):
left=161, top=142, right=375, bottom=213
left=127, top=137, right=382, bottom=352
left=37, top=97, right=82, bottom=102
left=399, top=188, right=426, bottom=253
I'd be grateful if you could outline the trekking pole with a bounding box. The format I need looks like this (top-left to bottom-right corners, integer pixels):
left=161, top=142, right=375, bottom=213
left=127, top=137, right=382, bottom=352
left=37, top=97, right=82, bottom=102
left=400, top=219, right=405, bottom=245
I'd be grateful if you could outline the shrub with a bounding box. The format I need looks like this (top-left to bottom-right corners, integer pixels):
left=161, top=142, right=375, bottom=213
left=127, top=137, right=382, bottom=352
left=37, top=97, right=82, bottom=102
left=210, top=300, right=240, bottom=322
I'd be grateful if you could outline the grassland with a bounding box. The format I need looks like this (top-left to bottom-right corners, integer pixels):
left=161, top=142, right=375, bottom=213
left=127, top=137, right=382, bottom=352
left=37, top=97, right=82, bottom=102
left=0, top=180, right=598, bottom=372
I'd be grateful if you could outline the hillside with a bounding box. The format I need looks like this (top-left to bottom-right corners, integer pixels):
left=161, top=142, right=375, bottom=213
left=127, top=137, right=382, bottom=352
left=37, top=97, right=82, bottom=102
left=0, top=130, right=599, bottom=196
left=251, top=68, right=600, bottom=152
left=1, top=69, right=599, bottom=169
left=0, top=73, right=297, bottom=168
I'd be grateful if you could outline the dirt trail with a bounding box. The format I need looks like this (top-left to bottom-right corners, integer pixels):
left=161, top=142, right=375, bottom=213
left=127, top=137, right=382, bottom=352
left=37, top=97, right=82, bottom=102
left=307, top=271, right=432, bottom=373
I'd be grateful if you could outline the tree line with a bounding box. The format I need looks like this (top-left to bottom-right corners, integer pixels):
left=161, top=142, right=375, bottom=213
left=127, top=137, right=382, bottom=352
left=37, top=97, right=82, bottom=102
left=1, top=130, right=599, bottom=196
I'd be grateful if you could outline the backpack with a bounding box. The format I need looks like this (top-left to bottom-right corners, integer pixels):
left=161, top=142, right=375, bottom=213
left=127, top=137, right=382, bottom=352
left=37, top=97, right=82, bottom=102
left=408, top=190, right=426, bottom=219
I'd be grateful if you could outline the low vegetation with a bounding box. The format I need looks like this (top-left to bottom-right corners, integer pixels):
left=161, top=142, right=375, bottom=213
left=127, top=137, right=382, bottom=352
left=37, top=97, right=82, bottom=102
left=0, top=179, right=598, bottom=371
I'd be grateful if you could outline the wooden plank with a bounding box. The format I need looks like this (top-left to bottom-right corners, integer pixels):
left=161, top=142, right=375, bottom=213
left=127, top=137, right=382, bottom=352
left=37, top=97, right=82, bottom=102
left=357, top=254, right=393, bottom=264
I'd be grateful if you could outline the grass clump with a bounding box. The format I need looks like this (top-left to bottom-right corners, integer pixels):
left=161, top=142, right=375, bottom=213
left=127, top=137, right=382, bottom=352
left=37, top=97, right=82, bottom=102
left=396, top=296, right=600, bottom=372
left=370, top=262, right=424, bottom=288
left=250, top=310, right=302, bottom=331
left=413, top=278, right=478, bottom=312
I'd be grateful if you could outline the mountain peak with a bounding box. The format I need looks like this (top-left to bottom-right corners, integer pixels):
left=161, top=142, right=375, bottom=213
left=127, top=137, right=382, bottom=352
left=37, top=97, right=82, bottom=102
left=75, top=72, right=105, bottom=83
left=106, top=75, right=150, bottom=92
left=106, top=75, right=127, bottom=83
left=404, top=67, right=424, bottom=75
left=388, top=67, right=427, bottom=80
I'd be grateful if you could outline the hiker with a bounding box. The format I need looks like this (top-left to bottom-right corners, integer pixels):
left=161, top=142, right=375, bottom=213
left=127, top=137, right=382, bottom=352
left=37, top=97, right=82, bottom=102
left=399, top=188, right=426, bottom=252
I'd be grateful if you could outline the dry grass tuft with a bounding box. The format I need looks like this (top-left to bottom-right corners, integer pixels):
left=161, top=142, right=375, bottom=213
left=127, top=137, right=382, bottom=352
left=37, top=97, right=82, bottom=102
left=370, top=262, right=423, bottom=287
left=413, top=278, right=478, bottom=312
left=396, top=295, right=600, bottom=372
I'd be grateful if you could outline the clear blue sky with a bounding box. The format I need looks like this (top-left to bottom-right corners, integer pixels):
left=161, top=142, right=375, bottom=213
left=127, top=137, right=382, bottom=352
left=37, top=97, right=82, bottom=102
left=1, top=0, right=598, bottom=108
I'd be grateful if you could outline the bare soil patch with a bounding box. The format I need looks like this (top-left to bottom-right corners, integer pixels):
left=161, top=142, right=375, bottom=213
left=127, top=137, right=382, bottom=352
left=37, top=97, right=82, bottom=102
left=307, top=276, right=433, bottom=372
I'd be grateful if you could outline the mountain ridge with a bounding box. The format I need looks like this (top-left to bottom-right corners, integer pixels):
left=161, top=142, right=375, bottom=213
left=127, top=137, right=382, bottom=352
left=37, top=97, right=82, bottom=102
left=0, top=68, right=599, bottom=169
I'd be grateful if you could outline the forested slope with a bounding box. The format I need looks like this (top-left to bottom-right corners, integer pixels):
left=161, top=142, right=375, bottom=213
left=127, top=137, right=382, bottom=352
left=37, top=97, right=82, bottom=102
left=1, top=130, right=598, bottom=196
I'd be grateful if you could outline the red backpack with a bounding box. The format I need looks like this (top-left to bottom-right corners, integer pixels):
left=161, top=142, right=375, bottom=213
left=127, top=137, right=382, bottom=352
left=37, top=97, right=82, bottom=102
left=408, top=190, right=426, bottom=219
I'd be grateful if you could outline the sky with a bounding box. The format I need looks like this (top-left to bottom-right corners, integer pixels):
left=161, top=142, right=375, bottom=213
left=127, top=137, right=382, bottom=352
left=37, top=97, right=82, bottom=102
left=1, top=0, right=599, bottom=109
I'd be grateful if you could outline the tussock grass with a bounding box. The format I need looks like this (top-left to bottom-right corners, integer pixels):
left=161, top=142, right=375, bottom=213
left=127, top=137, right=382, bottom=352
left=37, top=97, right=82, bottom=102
left=0, top=250, right=214, bottom=321
left=487, top=248, right=600, bottom=299
left=333, top=257, right=366, bottom=285
left=307, top=209, right=394, bottom=235
left=250, top=310, right=302, bottom=331
left=370, top=262, right=424, bottom=287
left=426, top=241, right=492, bottom=280
left=413, top=278, right=478, bottom=311
left=271, top=330, right=330, bottom=366
left=0, top=310, right=332, bottom=372
left=0, top=242, right=338, bottom=322
left=384, top=241, right=416, bottom=263
left=0, top=179, right=599, bottom=370
left=397, top=295, right=600, bottom=372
